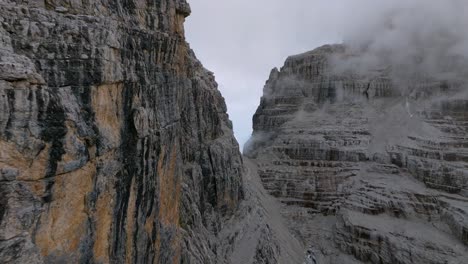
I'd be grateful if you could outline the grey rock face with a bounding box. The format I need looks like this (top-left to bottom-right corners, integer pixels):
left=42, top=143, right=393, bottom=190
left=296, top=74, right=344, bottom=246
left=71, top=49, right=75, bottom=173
left=216, top=158, right=305, bottom=264
left=246, top=44, right=468, bottom=263
left=0, top=1, right=245, bottom=263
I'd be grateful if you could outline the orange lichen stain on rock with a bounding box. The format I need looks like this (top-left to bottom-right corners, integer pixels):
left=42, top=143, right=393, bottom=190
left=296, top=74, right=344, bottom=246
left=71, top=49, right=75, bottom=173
left=0, top=140, right=27, bottom=168
left=24, top=181, right=48, bottom=199
left=34, top=162, right=95, bottom=257
left=157, top=144, right=182, bottom=263
left=154, top=234, right=161, bottom=262
left=91, top=83, right=123, bottom=151
left=93, top=187, right=115, bottom=263
left=0, top=140, right=49, bottom=181
left=174, top=42, right=188, bottom=76
left=144, top=211, right=155, bottom=235
left=158, top=145, right=181, bottom=227
left=163, top=7, right=188, bottom=76
left=125, top=176, right=137, bottom=264
left=144, top=211, right=159, bottom=260
left=174, top=12, right=186, bottom=37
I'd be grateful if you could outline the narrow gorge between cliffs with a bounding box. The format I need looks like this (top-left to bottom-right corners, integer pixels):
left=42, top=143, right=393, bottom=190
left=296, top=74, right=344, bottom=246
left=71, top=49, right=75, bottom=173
left=0, top=1, right=467, bottom=264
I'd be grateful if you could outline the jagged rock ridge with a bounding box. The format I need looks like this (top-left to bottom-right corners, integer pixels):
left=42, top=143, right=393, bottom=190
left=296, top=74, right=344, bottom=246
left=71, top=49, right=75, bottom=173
left=245, top=44, right=468, bottom=264
left=0, top=1, right=247, bottom=263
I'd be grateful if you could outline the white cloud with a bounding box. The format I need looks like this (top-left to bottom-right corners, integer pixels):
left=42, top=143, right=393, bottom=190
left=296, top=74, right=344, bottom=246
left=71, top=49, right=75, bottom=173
left=334, top=0, right=468, bottom=92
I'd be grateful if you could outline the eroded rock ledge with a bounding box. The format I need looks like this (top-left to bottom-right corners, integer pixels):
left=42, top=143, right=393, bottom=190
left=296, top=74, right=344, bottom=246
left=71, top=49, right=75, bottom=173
left=245, top=44, right=468, bottom=264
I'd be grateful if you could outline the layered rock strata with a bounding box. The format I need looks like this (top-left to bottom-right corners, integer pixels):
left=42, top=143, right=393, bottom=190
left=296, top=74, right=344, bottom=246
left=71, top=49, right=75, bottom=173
left=246, top=44, right=468, bottom=263
left=0, top=1, right=247, bottom=263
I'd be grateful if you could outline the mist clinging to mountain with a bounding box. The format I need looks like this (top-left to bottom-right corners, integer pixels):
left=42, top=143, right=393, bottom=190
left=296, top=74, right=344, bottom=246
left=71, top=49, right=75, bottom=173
left=332, top=0, right=468, bottom=93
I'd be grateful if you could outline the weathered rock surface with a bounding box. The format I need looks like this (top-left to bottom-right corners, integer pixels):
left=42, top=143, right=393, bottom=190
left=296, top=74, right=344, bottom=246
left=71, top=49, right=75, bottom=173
left=245, top=44, right=468, bottom=263
left=216, top=158, right=305, bottom=264
left=0, top=1, right=251, bottom=263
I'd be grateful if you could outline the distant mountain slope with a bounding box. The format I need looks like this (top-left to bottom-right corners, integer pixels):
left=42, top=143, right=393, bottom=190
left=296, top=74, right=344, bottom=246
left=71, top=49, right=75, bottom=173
left=245, top=44, right=468, bottom=264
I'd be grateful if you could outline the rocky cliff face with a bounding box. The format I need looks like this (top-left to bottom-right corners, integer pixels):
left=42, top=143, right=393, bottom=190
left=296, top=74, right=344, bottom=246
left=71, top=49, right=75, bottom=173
left=246, top=45, right=468, bottom=263
left=0, top=1, right=246, bottom=263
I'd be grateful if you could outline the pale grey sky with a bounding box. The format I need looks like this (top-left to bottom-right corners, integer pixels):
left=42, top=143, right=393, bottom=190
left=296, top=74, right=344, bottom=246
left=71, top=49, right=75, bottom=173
left=185, top=1, right=468, bottom=147
left=185, top=1, right=344, bottom=147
